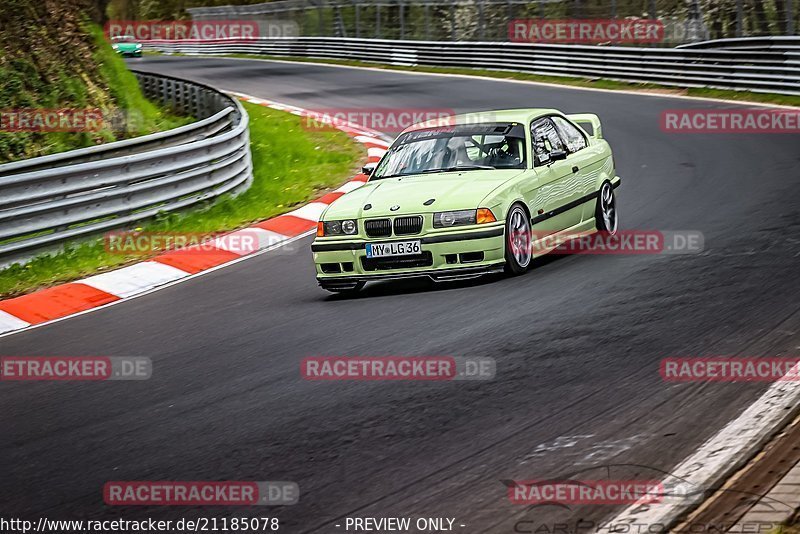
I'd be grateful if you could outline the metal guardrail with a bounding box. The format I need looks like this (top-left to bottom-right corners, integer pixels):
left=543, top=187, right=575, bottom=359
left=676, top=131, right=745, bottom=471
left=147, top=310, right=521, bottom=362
left=0, top=71, right=252, bottom=264
left=678, top=36, right=800, bottom=51
left=145, top=36, right=800, bottom=96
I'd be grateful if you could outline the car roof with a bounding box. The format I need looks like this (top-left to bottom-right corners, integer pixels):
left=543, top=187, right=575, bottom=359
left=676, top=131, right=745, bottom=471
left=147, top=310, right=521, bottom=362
left=400, top=108, right=561, bottom=134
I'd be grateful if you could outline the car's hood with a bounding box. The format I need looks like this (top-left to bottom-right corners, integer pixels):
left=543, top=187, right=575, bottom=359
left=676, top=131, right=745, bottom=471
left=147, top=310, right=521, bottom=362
left=113, top=43, right=141, bottom=52
left=324, top=169, right=525, bottom=219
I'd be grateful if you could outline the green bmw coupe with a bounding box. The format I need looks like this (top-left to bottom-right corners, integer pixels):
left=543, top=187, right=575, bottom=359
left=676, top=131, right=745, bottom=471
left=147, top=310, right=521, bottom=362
left=312, top=109, right=621, bottom=293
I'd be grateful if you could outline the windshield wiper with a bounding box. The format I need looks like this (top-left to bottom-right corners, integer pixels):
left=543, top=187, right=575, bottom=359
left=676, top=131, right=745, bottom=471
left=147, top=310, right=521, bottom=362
left=418, top=165, right=496, bottom=174
left=374, top=164, right=496, bottom=180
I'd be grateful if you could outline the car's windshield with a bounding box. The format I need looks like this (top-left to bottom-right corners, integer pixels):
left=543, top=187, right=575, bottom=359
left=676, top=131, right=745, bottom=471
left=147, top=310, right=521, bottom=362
left=372, top=122, right=527, bottom=179
left=113, top=36, right=136, bottom=43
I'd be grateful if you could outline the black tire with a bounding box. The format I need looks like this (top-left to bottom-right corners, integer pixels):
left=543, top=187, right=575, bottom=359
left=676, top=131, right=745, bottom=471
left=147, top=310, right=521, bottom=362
left=595, top=181, right=619, bottom=235
left=504, top=203, right=532, bottom=275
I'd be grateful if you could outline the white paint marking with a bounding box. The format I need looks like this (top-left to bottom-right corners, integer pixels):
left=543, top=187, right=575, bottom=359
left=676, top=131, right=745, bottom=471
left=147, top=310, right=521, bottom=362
left=0, top=311, right=31, bottom=335
left=287, top=202, right=328, bottom=222
left=80, top=262, right=190, bottom=299
left=0, top=230, right=317, bottom=339
left=356, top=135, right=391, bottom=147
left=367, top=147, right=387, bottom=159
left=336, top=181, right=366, bottom=194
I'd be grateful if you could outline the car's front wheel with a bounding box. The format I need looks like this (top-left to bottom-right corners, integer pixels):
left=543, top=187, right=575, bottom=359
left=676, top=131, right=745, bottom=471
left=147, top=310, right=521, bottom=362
left=595, top=181, right=619, bottom=235
left=504, top=203, right=532, bottom=275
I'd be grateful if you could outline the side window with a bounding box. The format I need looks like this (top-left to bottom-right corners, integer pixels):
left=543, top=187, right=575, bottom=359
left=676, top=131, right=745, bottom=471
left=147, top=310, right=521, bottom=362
left=552, top=116, right=588, bottom=153
left=530, top=118, right=564, bottom=166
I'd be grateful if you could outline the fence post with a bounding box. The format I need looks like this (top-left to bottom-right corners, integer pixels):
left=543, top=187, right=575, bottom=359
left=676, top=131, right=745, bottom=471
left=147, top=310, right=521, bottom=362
left=376, top=4, right=381, bottom=38
left=355, top=3, right=360, bottom=37
left=425, top=3, right=431, bottom=39
left=477, top=0, right=484, bottom=40
left=399, top=0, right=405, bottom=39
left=736, top=0, right=743, bottom=37
left=788, top=0, right=795, bottom=34
left=451, top=3, right=456, bottom=40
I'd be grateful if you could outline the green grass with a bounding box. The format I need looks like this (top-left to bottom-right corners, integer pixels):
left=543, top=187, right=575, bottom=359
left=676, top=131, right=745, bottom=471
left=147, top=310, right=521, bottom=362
left=214, top=52, right=800, bottom=108
left=0, top=24, right=191, bottom=163
left=0, top=101, right=364, bottom=298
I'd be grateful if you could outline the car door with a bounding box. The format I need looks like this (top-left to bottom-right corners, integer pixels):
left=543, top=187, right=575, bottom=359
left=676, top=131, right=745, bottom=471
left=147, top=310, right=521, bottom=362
left=550, top=115, right=599, bottom=223
left=523, top=117, right=585, bottom=238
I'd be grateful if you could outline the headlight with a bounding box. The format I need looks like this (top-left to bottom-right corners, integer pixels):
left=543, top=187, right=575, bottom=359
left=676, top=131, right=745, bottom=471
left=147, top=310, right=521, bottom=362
left=341, top=220, right=357, bottom=234
left=112, top=45, right=119, bottom=50
left=319, top=219, right=358, bottom=236
left=135, top=44, right=143, bottom=49
left=433, top=210, right=476, bottom=228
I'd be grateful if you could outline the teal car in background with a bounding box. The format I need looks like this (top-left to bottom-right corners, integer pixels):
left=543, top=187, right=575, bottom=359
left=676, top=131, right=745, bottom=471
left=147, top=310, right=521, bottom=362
left=312, top=109, right=621, bottom=293
left=111, top=35, right=143, bottom=57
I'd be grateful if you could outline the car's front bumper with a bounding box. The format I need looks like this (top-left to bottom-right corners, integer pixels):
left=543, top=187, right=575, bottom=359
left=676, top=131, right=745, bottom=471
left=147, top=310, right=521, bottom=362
left=312, top=223, right=506, bottom=287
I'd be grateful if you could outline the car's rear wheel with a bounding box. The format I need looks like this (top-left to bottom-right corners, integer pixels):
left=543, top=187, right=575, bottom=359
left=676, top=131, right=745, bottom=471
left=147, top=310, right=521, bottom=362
left=504, top=204, right=532, bottom=275
left=595, top=181, right=619, bottom=235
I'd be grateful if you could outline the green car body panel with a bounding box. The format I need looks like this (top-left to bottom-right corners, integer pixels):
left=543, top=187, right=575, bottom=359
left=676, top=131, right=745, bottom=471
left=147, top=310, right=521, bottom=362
left=312, top=109, right=621, bottom=290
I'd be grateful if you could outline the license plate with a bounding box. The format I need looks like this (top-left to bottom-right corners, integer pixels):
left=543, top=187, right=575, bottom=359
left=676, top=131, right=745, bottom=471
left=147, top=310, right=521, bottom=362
left=366, top=240, right=422, bottom=258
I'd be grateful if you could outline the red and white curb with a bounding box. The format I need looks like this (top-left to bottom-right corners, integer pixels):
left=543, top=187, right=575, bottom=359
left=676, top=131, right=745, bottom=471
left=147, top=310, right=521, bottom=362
left=0, top=93, right=391, bottom=337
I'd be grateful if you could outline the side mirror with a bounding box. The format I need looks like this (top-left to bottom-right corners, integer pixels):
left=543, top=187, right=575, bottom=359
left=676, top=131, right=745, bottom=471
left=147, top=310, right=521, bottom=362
left=362, top=162, right=377, bottom=176
left=549, top=149, right=568, bottom=161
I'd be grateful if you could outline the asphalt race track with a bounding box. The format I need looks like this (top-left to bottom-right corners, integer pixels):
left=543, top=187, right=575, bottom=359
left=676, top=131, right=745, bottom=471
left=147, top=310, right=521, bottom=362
left=2, top=56, right=800, bottom=532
